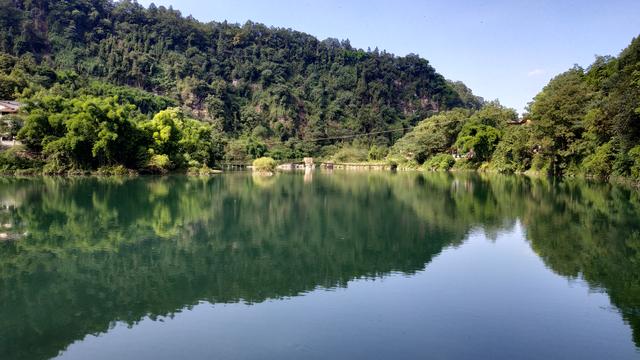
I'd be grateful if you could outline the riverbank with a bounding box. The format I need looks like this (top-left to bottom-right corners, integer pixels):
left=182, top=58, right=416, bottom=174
left=0, top=166, right=223, bottom=177
left=1, top=157, right=639, bottom=189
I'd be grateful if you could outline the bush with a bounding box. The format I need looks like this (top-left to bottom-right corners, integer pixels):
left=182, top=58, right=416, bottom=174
left=0, top=148, right=43, bottom=173
left=627, top=146, right=640, bottom=180
left=423, top=153, right=455, bottom=171
left=451, top=158, right=478, bottom=170
left=331, top=146, right=368, bottom=163
left=252, top=156, right=277, bottom=174
left=368, top=145, right=388, bottom=161
left=267, top=143, right=294, bottom=160
left=0, top=148, right=28, bottom=168
left=454, top=123, right=502, bottom=163
left=388, top=156, right=420, bottom=170
left=14, top=168, right=40, bottom=176
left=187, top=165, right=222, bottom=175
left=389, top=109, right=470, bottom=163
left=582, top=142, right=615, bottom=179
left=224, top=138, right=249, bottom=162
left=147, top=154, right=172, bottom=173
left=42, top=161, right=69, bottom=175
left=319, top=144, right=339, bottom=158
left=96, top=165, right=132, bottom=176
left=489, top=126, right=531, bottom=173
left=529, top=153, right=551, bottom=175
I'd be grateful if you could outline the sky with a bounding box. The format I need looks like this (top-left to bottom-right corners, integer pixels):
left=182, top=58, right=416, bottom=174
left=137, top=0, right=640, bottom=114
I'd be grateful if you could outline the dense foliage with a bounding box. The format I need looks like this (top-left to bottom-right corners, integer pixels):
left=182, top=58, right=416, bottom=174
left=0, top=0, right=638, bottom=181
left=390, top=103, right=517, bottom=168
left=0, top=0, right=485, bottom=173
left=16, top=92, right=223, bottom=173
left=391, top=35, right=640, bottom=181
left=252, top=156, right=277, bottom=174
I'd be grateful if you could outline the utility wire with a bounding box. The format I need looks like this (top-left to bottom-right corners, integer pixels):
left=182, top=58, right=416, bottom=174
left=305, top=126, right=416, bottom=142
left=262, top=125, right=416, bottom=145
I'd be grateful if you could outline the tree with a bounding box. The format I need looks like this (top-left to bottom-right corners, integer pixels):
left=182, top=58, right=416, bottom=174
left=390, top=109, right=470, bottom=164
left=140, top=107, right=184, bottom=166
left=490, top=125, right=532, bottom=173
left=454, top=123, right=501, bottom=162
left=528, top=67, right=592, bottom=175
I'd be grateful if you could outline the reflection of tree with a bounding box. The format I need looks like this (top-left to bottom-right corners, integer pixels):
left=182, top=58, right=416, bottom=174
left=0, top=174, right=639, bottom=359
left=0, top=174, right=455, bottom=360
left=522, top=180, right=640, bottom=345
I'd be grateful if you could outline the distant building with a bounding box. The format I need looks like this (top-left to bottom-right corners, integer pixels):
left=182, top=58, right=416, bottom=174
left=0, top=101, right=22, bottom=144
left=507, top=118, right=531, bottom=125
left=0, top=101, right=21, bottom=118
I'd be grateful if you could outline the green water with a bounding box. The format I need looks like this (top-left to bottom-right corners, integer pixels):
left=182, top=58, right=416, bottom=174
left=0, top=172, right=639, bottom=359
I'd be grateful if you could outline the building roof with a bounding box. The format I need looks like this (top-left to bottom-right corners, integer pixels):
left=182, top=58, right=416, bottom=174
left=0, top=101, right=22, bottom=113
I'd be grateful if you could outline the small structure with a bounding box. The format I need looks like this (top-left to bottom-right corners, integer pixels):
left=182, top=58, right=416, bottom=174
left=466, top=149, right=475, bottom=159
left=276, top=163, right=294, bottom=171
left=303, top=157, right=315, bottom=169
left=0, top=101, right=21, bottom=118
left=0, top=101, right=22, bottom=145
left=507, top=118, right=531, bottom=126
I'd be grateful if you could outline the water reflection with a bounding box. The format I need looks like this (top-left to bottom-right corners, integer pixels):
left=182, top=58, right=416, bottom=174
left=0, top=173, right=639, bottom=359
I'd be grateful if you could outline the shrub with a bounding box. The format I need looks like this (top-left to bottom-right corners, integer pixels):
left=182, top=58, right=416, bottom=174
left=529, top=153, right=551, bottom=175
left=389, top=109, right=469, bottom=163
left=454, top=123, right=502, bottom=163
left=268, top=144, right=294, bottom=160
left=582, top=142, right=615, bottom=179
left=0, top=148, right=41, bottom=172
left=42, top=161, right=69, bottom=175
left=452, top=158, right=478, bottom=170
left=423, top=153, right=455, bottom=171
left=331, top=146, right=368, bottom=163
left=627, top=145, right=640, bottom=180
left=147, top=154, right=172, bottom=173
left=252, top=156, right=277, bottom=174
left=224, top=138, right=249, bottom=162
left=14, top=168, right=40, bottom=176
left=368, top=145, right=388, bottom=161
left=96, top=165, right=132, bottom=176
left=489, top=126, right=531, bottom=173
left=319, top=144, right=339, bottom=158
left=0, top=114, right=23, bottom=138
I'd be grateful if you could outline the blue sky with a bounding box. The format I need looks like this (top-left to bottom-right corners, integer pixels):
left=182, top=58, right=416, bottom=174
left=138, top=0, right=640, bottom=114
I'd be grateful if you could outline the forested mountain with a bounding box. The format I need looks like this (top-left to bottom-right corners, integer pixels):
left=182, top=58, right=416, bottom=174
left=0, top=0, right=483, bottom=170
left=0, top=0, right=638, bottom=181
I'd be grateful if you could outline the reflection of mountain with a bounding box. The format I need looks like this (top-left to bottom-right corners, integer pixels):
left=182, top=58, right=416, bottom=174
left=0, top=174, right=461, bottom=360
left=0, top=174, right=639, bottom=359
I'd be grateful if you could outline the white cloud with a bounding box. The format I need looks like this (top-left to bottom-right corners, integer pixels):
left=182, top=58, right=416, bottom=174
left=527, top=68, right=546, bottom=77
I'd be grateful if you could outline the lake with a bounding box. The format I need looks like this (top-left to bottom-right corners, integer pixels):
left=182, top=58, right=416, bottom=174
left=0, top=172, right=639, bottom=359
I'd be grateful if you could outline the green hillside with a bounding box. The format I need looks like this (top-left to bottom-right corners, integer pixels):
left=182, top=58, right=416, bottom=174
left=0, top=1, right=638, bottom=182
left=0, top=0, right=485, bottom=173
left=391, top=35, right=640, bottom=182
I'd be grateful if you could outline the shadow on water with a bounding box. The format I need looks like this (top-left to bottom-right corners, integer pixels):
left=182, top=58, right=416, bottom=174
left=0, top=172, right=639, bottom=359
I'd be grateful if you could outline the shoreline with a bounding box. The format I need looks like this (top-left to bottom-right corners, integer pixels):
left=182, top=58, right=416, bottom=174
left=1, top=165, right=639, bottom=189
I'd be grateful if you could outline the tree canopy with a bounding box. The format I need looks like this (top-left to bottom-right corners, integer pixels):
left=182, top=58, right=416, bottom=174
left=390, top=36, right=640, bottom=181
left=0, top=0, right=638, bottom=181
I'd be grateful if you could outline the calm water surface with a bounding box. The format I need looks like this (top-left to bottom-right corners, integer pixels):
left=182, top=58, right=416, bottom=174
left=0, top=172, right=639, bottom=359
